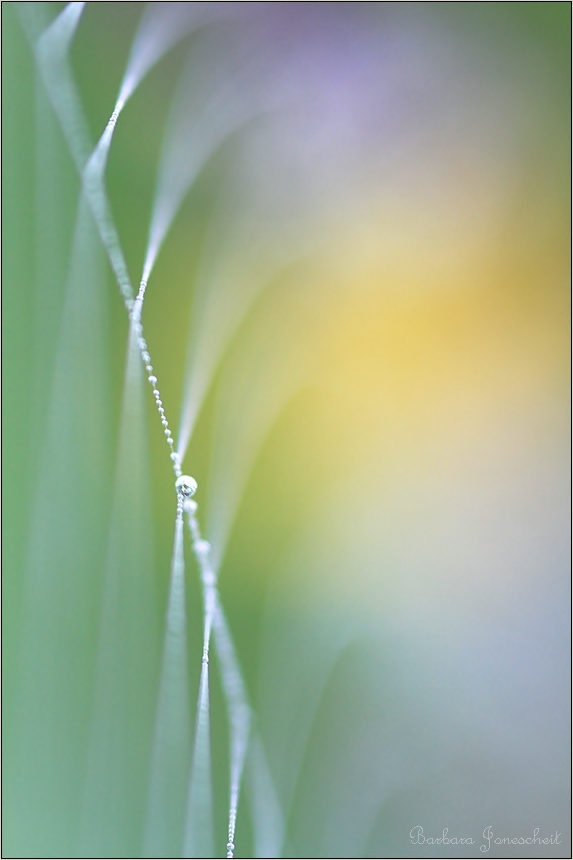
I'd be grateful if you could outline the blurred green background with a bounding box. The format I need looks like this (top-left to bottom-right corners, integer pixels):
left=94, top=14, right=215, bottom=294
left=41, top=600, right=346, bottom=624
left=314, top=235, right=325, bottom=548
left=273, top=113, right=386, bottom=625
left=3, top=3, right=570, bottom=858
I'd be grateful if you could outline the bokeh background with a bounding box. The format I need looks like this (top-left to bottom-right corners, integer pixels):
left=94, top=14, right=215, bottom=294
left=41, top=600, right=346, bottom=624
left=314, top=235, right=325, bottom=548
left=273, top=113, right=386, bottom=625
left=3, top=3, right=570, bottom=858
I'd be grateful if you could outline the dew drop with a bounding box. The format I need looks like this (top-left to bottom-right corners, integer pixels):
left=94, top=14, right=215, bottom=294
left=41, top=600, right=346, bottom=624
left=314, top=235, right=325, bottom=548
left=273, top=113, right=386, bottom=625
left=175, top=475, right=197, bottom=498
left=195, top=539, right=211, bottom=555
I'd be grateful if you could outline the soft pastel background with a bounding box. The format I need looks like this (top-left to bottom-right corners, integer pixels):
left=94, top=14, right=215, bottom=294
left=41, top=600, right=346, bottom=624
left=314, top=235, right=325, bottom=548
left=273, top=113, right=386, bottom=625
left=3, top=3, right=570, bottom=858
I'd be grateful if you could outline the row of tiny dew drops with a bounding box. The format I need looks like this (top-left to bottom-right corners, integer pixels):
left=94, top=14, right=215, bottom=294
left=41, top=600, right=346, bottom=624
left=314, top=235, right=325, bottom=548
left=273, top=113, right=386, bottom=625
left=132, top=280, right=197, bottom=494
left=131, top=281, right=236, bottom=860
